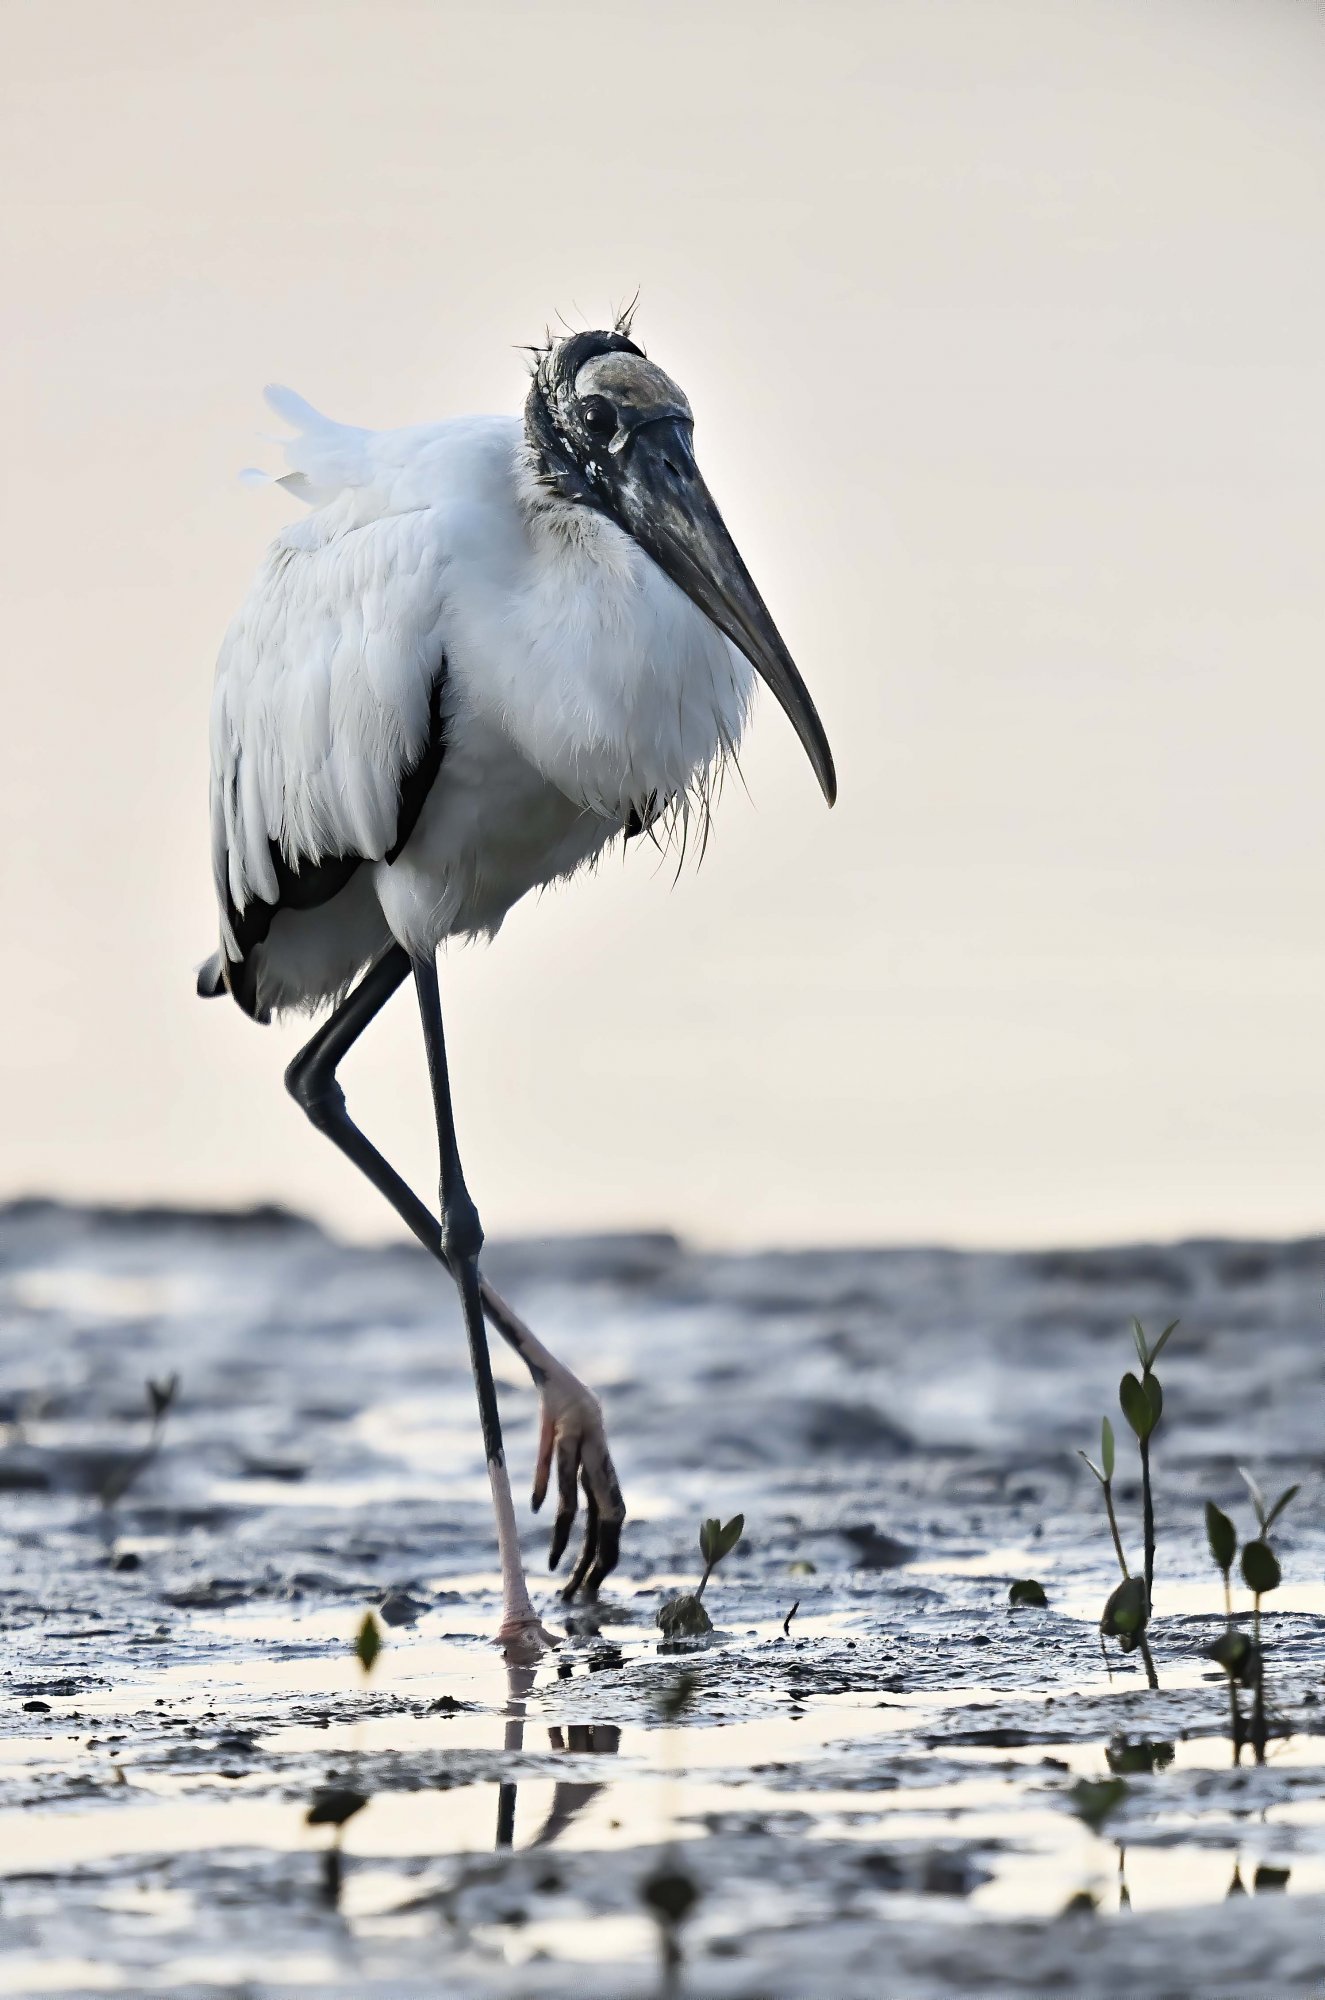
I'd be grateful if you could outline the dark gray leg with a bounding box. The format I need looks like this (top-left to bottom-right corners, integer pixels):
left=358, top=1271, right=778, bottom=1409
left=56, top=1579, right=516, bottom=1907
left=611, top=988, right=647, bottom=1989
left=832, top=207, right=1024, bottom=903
left=283, top=946, right=623, bottom=1600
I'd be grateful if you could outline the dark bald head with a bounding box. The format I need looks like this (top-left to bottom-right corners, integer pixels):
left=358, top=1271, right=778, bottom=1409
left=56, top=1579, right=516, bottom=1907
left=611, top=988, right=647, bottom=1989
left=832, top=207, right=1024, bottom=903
left=524, top=328, right=691, bottom=513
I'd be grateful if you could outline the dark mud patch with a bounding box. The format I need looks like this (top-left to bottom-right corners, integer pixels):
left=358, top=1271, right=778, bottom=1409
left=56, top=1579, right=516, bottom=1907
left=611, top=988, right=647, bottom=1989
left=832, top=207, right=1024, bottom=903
left=0, top=1202, right=1323, bottom=1995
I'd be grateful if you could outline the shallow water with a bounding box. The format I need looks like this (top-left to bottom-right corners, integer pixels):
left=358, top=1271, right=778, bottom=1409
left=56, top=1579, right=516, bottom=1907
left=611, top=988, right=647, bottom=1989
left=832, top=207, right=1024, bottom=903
left=0, top=1201, right=1322, bottom=1996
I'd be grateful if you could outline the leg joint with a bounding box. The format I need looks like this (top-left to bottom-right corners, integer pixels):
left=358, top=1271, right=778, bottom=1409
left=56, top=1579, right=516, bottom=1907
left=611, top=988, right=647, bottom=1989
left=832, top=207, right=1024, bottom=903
left=438, top=1185, right=484, bottom=1266
left=283, top=1053, right=345, bottom=1132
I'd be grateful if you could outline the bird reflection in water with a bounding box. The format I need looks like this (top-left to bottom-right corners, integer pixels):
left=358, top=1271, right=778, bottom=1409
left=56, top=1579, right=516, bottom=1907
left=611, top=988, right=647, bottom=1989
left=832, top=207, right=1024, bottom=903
left=496, top=1658, right=621, bottom=1849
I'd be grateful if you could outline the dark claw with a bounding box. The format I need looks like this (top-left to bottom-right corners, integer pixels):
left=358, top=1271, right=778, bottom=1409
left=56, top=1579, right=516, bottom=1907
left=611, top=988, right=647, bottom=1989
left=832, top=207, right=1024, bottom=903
left=560, top=1484, right=601, bottom=1602
left=582, top=1514, right=622, bottom=1598
left=548, top=1432, right=581, bottom=1570
left=561, top=1446, right=626, bottom=1603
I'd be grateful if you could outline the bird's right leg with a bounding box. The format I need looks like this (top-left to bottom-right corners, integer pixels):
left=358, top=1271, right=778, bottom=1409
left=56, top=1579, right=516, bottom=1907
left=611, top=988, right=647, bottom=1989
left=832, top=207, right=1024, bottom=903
left=283, top=945, right=624, bottom=1604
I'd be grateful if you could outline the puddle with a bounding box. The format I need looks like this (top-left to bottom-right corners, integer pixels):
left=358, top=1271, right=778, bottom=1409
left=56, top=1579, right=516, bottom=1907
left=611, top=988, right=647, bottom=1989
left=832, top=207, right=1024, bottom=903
left=2, top=1205, right=1323, bottom=1995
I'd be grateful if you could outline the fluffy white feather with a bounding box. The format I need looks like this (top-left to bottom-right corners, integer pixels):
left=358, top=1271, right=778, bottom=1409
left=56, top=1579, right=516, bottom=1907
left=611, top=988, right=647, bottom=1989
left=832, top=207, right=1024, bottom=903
left=208, top=389, right=752, bottom=1017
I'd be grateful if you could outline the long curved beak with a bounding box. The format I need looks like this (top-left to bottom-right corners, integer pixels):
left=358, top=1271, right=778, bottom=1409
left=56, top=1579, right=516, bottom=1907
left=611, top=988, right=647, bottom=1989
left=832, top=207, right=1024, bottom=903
left=610, top=419, right=837, bottom=807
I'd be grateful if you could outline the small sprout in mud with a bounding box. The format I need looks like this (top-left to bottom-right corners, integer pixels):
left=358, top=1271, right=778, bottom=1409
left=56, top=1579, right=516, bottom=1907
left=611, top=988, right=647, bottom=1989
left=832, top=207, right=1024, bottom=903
left=147, top=1375, right=180, bottom=1423
left=1254, top=1864, right=1291, bottom=1892
left=1009, top=1579, right=1048, bottom=1609
left=98, top=1372, right=183, bottom=1506
left=1060, top=1887, right=1099, bottom=1916
left=1100, top=1576, right=1149, bottom=1654
left=1069, top=1777, right=1129, bottom=1834
left=354, top=1611, right=383, bottom=1676
left=657, top=1511, right=743, bottom=1642
left=654, top=1670, right=700, bottom=1723
left=306, top=1785, right=367, bottom=1829
left=782, top=1598, right=800, bottom=1636
left=1105, top=1736, right=1174, bottom=1776
left=698, top=1514, right=744, bottom=1596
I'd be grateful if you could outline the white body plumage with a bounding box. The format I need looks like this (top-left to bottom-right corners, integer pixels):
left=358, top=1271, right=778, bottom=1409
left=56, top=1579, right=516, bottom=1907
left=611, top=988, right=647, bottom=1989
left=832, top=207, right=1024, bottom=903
left=208, top=390, right=753, bottom=1020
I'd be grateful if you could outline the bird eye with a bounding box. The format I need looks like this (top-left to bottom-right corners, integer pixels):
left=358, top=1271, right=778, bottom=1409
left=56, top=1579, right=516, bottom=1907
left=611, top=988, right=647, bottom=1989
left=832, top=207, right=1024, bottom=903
left=580, top=395, right=615, bottom=439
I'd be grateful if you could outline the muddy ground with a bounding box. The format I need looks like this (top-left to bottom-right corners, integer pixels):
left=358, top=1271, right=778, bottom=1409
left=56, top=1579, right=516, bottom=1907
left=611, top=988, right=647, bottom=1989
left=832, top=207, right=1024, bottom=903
left=0, top=1199, right=1322, bottom=1997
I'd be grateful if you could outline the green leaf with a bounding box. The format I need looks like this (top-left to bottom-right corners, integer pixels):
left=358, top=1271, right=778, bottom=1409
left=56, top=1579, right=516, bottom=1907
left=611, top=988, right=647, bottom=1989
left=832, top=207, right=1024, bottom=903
left=1132, top=1318, right=1149, bottom=1369
left=716, top=1513, right=745, bottom=1561
left=354, top=1611, right=383, bottom=1675
left=1265, top=1483, right=1300, bottom=1533
left=1100, top=1576, right=1149, bottom=1650
left=1238, top=1467, right=1269, bottom=1532
left=1101, top=1417, right=1115, bottom=1481
left=1009, top=1578, right=1048, bottom=1608
left=1205, top=1500, right=1237, bottom=1576
left=1119, top=1372, right=1153, bottom=1440
left=1206, top=1629, right=1258, bottom=1687
left=1144, top=1374, right=1163, bottom=1429
left=1070, top=1776, right=1129, bottom=1832
left=1148, top=1319, right=1179, bottom=1367
left=699, top=1518, right=721, bottom=1567
left=1241, top=1538, right=1281, bottom=1596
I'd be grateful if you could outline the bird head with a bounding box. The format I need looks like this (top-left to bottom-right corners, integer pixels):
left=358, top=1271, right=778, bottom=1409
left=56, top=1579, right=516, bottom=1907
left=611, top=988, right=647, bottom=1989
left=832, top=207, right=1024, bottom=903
left=524, top=324, right=836, bottom=808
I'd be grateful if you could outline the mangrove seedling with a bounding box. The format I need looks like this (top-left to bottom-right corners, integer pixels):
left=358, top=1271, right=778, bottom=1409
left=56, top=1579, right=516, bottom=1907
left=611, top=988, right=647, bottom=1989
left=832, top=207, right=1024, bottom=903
left=99, top=1373, right=181, bottom=1506
left=1204, top=1474, right=1297, bottom=1765
left=1080, top=1415, right=1158, bottom=1690
left=1122, top=1316, right=1176, bottom=1614
left=656, top=1513, right=744, bottom=1641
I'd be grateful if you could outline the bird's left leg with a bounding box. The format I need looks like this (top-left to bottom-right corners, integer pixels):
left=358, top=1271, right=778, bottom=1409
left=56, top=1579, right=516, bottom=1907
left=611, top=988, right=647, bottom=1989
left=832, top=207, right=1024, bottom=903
left=285, top=946, right=624, bottom=1602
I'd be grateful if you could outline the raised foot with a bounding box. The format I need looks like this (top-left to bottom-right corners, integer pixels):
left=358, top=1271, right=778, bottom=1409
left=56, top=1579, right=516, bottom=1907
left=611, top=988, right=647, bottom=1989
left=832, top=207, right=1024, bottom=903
left=530, top=1360, right=626, bottom=1604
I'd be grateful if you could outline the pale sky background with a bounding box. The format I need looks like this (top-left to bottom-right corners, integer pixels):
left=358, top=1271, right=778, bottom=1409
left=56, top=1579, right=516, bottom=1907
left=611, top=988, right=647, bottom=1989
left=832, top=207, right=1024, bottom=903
left=2, top=0, right=1322, bottom=1250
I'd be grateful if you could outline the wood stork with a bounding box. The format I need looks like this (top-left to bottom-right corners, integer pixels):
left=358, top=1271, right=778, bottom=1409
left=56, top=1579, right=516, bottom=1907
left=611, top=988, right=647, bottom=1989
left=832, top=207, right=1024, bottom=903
left=198, top=314, right=836, bottom=1651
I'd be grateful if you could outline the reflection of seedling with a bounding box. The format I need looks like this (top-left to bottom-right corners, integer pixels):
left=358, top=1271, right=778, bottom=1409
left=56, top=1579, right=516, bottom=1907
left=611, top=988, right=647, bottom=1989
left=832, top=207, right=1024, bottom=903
left=641, top=1859, right=699, bottom=2000
left=1008, top=1579, right=1047, bottom=1609
left=1204, top=1473, right=1297, bottom=1765
left=306, top=1785, right=366, bottom=1904
left=1080, top=1412, right=1158, bottom=1690
left=1105, top=1736, right=1174, bottom=1775
left=656, top=1514, right=744, bottom=1641
left=99, top=1374, right=181, bottom=1506
left=1069, top=1776, right=1129, bottom=1833
left=307, top=1611, right=383, bottom=1903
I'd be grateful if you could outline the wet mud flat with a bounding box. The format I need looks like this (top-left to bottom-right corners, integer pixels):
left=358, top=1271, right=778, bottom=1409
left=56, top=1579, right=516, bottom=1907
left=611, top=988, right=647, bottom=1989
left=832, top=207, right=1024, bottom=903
left=0, top=1200, right=1323, bottom=1997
